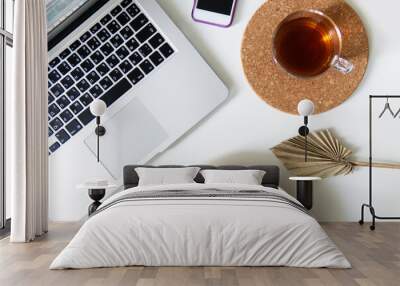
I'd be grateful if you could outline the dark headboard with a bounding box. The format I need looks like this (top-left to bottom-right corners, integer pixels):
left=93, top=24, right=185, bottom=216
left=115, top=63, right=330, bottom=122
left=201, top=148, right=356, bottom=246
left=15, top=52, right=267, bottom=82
left=123, top=165, right=280, bottom=189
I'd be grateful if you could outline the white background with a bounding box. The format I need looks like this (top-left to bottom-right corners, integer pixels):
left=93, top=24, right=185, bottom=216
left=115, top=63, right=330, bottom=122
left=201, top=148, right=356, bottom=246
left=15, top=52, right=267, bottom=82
left=50, top=0, right=400, bottom=222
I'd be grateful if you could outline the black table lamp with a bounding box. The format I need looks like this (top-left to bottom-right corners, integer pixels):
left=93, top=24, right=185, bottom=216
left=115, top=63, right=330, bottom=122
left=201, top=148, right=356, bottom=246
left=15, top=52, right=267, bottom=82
left=90, top=99, right=107, bottom=162
left=297, top=99, right=314, bottom=162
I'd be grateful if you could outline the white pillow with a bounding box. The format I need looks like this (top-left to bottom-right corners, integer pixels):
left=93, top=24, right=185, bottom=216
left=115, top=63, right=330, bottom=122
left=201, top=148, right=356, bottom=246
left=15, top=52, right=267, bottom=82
left=135, top=167, right=201, bottom=186
left=200, top=169, right=266, bottom=185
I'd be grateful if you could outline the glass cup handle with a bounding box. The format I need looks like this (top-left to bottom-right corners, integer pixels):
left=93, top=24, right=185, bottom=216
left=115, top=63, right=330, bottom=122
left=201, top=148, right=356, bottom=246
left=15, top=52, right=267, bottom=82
left=332, top=56, right=354, bottom=74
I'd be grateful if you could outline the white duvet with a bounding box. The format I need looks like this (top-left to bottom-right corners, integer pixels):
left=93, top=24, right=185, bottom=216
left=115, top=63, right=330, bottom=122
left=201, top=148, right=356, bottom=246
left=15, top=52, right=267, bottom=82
left=50, top=183, right=350, bottom=269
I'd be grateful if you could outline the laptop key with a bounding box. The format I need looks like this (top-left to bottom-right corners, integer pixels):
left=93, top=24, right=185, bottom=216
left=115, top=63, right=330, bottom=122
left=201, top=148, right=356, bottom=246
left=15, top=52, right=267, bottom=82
left=116, top=46, right=130, bottom=60
left=48, top=93, right=55, bottom=104
left=90, top=23, right=101, bottom=34
left=126, top=3, right=140, bottom=18
left=97, top=28, right=111, bottom=42
left=49, top=117, right=63, bottom=131
left=106, top=54, right=120, bottom=68
left=79, top=93, right=93, bottom=106
left=66, top=87, right=80, bottom=101
left=60, top=75, right=74, bottom=89
left=49, top=142, right=61, bottom=153
left=69, top=101, right=84, bottom=115
left=71, top=67, right=85, bottom=81
left=49, top=70, right=61, bottom=83
left=109, top=68, right=123, bottom=82
left=139, top=60, right=154, bottom=74
left=149, top=33, right=165, bottom=49
left=49, top=104, right=61, bottom=117
left=87, top=36, right=101, bottom=50
left=121, top=0, right=133, bottom=8
left=100, top=78, right=132, bottom=107
left=57, top=62, right=72, bottom=75
left=111, top=5, right=122, bottom=16
left=100, top=42, right=114, bottom=56
left=100, top=14, right=112, bottom=25
left=55, top=129, right=71, bottom=144
left=77, top=79, right=91, bottom=92
left=129, top=52, right=142, bottom=66
left=80, top=31, right=91, bottom=42
left=50, top=83, right=65, bottom=97
left=120, top=26, right=134, bottom=40
left=89, top=84, right=104, bottom=97
left=78, top=108, right=95, bottom=125
left=70, top=40, right=81, bottom=51
left=79, top=31, right=91, bottom=42
left=60, top=109, right=74, bottom=123
left=56, top=95, right=71, bottom=109
left=66, top=53, right=82, bottom=67
left=99, top=76, right=113, bottom=90
left=48, top=127, right=54, bottom=137
left=49, top=57, right=61, bottom=68
left=90, top=51, right=104, bottom=65
left=106, top=20, right=121, bottom=34
left=116, top=12, right=130, bottom=26
left=87, top=71, right=100, bottom=84
left=66, top=119, right=83, bottom=136
left=110, top=34, right=124, bottom=48
left=149, top=51, right=164, bottom=66
left=129, top=14, right=148, bottom=31
left=126, top=38, right=139, bottom=51
left=159, top=43, right=174, bottom=58
left=136, top=23, right=156, bottom=43
left=138, top=43, right=152, bottom=57
left=59, top=48, right=71, bottom=59
left=77, top=45, right=91, bottom=59
left=119, top=60, right=133, bottom=73
left=127, top=68, right=144, bottom=84
left=96, top=62, right=110, bottom=76
left=80, top=59, right=95, bottom=72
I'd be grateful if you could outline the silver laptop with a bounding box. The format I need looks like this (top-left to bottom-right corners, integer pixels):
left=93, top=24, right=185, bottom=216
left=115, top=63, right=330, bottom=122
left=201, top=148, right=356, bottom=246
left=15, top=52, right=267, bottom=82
left=47, top=0, right=228, bottom=178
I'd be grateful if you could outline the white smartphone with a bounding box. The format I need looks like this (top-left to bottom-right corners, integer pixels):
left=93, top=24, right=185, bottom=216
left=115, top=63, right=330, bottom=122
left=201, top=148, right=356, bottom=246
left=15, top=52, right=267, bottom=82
left=192, top=0, right=238, bottom=28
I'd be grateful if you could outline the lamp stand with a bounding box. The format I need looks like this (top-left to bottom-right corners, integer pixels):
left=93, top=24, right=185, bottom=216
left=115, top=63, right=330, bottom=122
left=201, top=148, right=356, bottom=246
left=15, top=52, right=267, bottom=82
left=298, top=116, right=309, bottom=162
left=95, top=116, right=106, bottom=162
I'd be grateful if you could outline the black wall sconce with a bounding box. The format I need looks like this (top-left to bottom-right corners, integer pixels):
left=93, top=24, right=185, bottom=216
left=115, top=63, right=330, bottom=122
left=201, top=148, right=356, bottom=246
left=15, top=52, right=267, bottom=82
left=297, top=99, right=314, bottom=162
left=90, top=99, right=107, bottom=162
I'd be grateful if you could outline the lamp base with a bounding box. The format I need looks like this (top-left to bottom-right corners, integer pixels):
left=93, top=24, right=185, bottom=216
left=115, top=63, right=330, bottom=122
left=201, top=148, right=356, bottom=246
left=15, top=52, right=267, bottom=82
left=95, top=126, right=106, bottom=136
left=298, top=126, right=309, bottom=136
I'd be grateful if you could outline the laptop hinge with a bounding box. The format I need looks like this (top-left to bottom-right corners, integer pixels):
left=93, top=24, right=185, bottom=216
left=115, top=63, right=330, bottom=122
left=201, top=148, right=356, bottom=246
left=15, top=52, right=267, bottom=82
left=48, top=0, right=110, bottom=50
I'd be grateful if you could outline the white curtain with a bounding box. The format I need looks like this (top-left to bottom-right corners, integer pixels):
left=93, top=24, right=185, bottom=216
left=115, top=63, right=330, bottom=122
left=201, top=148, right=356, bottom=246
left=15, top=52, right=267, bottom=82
left=9, top=0, right=48, bottom=242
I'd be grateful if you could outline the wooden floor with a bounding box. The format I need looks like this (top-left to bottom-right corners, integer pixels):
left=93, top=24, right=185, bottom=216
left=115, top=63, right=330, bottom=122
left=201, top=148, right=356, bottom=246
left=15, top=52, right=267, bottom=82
left=0, top=222, right=399, bottom=286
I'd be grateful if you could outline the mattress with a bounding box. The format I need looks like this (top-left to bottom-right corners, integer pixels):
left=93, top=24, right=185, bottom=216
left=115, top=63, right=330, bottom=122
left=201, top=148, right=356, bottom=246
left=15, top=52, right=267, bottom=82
left=50, top=183, right=350, bottom=269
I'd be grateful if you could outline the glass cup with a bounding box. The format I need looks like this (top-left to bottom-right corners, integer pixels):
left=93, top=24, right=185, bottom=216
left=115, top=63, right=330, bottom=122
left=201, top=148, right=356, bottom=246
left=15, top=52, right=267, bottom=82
left=272, top=9, right=353, bottom=78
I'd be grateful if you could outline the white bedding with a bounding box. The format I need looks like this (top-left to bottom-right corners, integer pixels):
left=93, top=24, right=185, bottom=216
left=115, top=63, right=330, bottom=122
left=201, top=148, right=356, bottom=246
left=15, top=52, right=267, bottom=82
left=50, top=183, right=350, bottom=269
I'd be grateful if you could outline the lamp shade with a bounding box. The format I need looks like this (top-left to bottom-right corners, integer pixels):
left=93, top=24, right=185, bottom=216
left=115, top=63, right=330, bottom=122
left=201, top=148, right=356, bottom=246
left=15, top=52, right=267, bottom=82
left=297, top=99, right=315, bottom=116
left=90, top=99, right=107, bottom=117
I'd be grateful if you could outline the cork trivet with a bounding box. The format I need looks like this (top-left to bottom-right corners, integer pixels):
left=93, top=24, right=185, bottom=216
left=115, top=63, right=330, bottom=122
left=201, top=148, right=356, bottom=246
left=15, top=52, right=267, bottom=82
left=241, top=0, right=369, bottom=114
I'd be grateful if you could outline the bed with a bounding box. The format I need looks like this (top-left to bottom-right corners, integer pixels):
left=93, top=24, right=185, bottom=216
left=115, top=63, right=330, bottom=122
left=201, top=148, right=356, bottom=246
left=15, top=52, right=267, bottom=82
left=50, top=165, right=350, bottom=269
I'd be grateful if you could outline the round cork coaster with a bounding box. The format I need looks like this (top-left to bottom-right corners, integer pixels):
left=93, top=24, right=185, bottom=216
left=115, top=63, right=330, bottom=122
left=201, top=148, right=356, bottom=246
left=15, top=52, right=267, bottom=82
left=241, top=0, right=369, bottom=114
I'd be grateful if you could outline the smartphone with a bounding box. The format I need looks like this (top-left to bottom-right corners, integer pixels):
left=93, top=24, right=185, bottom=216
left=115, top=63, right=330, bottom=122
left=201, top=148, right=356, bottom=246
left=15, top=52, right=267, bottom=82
left=192, top=0, right=238, bottom=28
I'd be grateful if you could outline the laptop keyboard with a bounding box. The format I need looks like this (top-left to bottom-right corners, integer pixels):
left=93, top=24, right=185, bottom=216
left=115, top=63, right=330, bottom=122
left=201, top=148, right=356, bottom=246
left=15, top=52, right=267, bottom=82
left=47, top=0, right=175, bottom=155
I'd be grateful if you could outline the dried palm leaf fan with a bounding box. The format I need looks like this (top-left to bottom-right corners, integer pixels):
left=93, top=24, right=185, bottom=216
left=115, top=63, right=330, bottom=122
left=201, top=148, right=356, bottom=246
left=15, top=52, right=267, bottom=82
left=271, top=129, right=400, bottom=178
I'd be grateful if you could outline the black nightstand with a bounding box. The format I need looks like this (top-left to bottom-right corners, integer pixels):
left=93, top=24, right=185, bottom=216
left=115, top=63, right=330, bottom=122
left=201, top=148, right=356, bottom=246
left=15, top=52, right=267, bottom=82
left=289, top=177, right=321, bottom=210
left=77, top=183, right=117, bottom=216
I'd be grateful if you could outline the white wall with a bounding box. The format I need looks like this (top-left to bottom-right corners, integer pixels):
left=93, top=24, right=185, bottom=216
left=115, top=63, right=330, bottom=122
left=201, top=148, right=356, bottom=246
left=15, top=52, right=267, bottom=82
left=49, top=0, right=400, bottom=222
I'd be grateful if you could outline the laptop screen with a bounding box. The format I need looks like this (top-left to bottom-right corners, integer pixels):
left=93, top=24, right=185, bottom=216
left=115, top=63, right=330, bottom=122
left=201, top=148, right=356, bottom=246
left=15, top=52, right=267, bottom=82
left=47, top=0, right=89, bottom=32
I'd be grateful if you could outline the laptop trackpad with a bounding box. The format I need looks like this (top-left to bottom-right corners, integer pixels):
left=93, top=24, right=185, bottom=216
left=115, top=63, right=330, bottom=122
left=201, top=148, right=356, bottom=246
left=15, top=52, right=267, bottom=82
left=84, top=97, right=169, bottom=178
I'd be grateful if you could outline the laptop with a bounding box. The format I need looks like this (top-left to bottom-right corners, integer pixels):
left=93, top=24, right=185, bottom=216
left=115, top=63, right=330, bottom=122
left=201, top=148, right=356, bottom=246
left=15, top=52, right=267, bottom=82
left=47, top=0, right=229, bottom=179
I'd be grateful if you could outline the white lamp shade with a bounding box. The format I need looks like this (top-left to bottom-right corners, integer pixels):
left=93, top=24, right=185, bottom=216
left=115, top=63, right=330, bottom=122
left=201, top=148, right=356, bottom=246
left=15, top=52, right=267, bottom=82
left=90, top=99, right=107, bottom=117
left=297, top=99, right=315, bottom=116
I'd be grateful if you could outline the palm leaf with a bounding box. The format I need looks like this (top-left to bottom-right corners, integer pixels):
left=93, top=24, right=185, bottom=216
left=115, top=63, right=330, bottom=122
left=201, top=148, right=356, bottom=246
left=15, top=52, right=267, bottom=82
left=271, top=129, right=400, bottom=178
